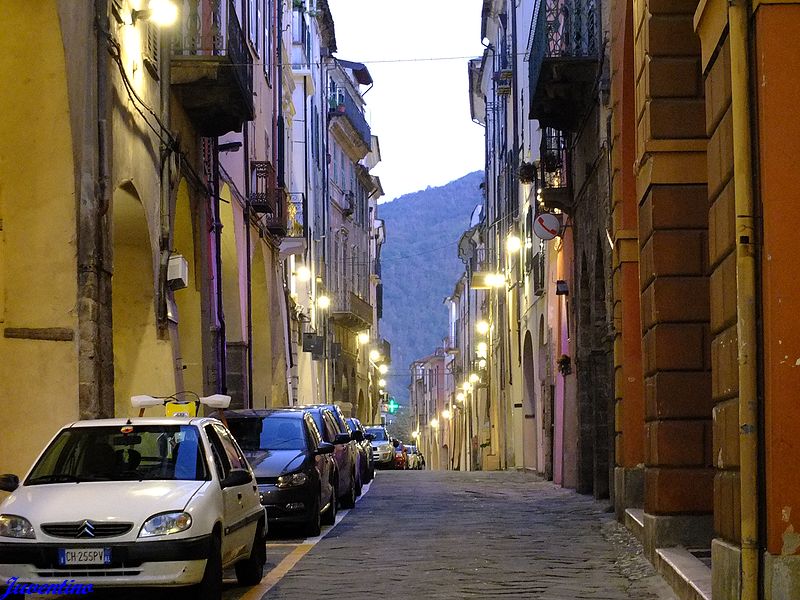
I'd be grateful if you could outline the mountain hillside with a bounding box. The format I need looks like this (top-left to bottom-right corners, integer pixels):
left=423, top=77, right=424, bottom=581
left=378, top=171, right=484, bottom=404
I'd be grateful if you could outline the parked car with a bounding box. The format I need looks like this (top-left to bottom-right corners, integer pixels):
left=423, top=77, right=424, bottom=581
left=405, top=444, right=423, bottom=470
left=365, top=425, right=394, bottom=469
left=392, top=439, right=409, bottom=470
left=224, top=408, right=337, bottom=536
left=346, top=417, right=375, bottom=485
left=0, top=402, right=265, bottom=600
left=297, top=405, right=360, bottom=509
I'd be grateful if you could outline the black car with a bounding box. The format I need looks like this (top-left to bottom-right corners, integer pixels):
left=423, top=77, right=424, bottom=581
left=347, top=417, right=375, bottom=485
left=297, top=404, right=361, bottom=508
left=224, top=408, right=337, bottom=536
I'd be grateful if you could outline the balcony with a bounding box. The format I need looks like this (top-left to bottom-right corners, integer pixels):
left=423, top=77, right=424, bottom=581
left=279, top=193, right=307, bottom=258
left=171, top=0, right=254, bottom=136
left=291, top=7, right=311, bottom=71
left=331, top=290, right=373, bottom=330
left=538, top=128, right=572, bottom=213
left=250, top=161, right=288, bottom=237
left=528, top=0, right=599, bottom=131
left=328, top=88, right=372, bottom=159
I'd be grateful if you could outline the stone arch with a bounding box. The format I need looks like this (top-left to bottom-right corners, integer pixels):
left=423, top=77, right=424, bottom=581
left=522, top=329, right=538, bottom=471
left=250, top=239, right=272, bottom=408
left=357, top=388, right=366, bottom=423
left=112, top=182, right=173, bottom=416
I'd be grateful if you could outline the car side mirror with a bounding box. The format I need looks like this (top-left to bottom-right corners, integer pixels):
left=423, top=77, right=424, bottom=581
left=221, top=469, right=252, bottom=488
left=334, top=433, right=351, bottom=445
left=365, top=433, right=375, bottom=441
left=0, top=474, right=19, bottom=493
left=351, top=430, right=364, bottom=442
left=315, top=442, right=335, bottom=455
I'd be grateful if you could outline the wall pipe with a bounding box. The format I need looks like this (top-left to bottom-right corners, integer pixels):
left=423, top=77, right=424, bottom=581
left=728, top=0, right=760, bottom=597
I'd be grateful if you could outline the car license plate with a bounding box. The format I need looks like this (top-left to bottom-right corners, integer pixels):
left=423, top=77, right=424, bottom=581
left=57, top=548, right=111, bottom=566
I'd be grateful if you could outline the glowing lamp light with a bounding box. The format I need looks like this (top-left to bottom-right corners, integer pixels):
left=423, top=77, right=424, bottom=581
left=476, top=320, right=490, bottom=335
left=295, top=265, right=311, bottom=282
left=487, top=272, right=506, bottom=287
left=478, top=358, right=487, bottom=369
left=462, top=381, right=472, bottom=393
left=357, top=331, right=370, bottom=345
left=456, top=392, right=465, bottom=402
left=476, top=341, right=488, bottom=358
left=506, top=235, right=522, bottom=253
left=134, top=0, right=178, bottom=26
left=442, top=409, right=452, bottom=420
left=369, top=349, right=381, bottom=362
left=411, top=430, right=420, bottom=439
left=378, top=378, right=387, bottom=388
left=316, top=295, right=330, bottom=309
left=430, top=418, right=440, bottom=429
left=469, top=373, right=480, bottom=384
left=378, top=364, right=388, bottom=375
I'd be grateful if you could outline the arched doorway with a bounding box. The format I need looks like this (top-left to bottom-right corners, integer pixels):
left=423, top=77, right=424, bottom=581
left=522, top=330, right=538, bottom=471
left=112, top=183, right=173, bottom=416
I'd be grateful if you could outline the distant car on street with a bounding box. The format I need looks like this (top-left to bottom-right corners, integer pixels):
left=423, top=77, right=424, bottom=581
left=365, top=425, right=394, bottom=469
left=0, top=395, right=266, bottom=600
left=224, top=408, right=337, bottom=536
left=405, top=444, right=424, bottom=470
left=392, top=439, right=409, bottom=470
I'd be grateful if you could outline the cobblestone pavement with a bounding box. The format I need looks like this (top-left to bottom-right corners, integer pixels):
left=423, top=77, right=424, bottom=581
left=235, top=469, right=677, bottom=600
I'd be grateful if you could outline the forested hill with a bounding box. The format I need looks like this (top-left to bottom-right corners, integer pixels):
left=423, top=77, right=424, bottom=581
left=378, top=171, right=484, bottom=404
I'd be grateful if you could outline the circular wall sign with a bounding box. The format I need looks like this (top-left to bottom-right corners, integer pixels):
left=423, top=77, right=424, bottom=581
left=532, top=212, right=561, bottom=240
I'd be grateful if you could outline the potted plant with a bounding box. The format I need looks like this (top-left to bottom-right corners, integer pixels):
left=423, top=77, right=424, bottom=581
left=518, top=161, right=537, bottom=184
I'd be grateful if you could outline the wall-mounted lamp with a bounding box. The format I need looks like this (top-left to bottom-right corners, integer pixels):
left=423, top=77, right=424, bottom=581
left=295, top=265, right=311, bottom=282
left=555, top=280, right=569, bottom=296
left=506, top=235, right=522, bottom=253
left=357, top=331, right=370, bottom=345
left=369, top=349, right=381, bottom=362
left=132, top=0, right=178, bottom=26
left=316, top=295, right=331, bottom=309
left=476, top=320, right=490, bottom=335
left=378, top=364, right=388, bottom=375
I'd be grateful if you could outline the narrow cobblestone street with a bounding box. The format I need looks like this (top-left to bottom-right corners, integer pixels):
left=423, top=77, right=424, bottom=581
left=230, top=470, right=677, bottom=600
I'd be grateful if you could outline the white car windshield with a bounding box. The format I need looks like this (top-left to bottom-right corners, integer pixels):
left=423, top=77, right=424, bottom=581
left=366, top=427, right=387, bottom=441
left=25, top=425, right=209, bottom=484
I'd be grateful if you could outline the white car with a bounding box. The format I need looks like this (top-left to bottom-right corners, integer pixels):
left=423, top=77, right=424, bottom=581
left=0, top=408, right=266, bottom=600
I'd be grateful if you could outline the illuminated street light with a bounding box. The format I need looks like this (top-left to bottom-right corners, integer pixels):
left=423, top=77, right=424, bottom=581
left=506, top=235, right=522, bottom=253
left=133, top=0, right=178, bottom=26
left=369, top=349, right=381, bottom=362
left=461, top=381, right=472, bottom=393
left=478, top=358, right=487, bottom=369
left=295, top=265, right=311, bottom=282
left=469, top=373, right=480, bottom=384
left=378, top=364, right=388, bottom=375
left=430, top=418, right=440, bottom=429
left=487, top=272, right=506, bottom=287
left=316, top=295, right=330, bottom=309
left=476, top=341, right=488, bottom=357
left=442, top=409, right=452, bottom=420
left=378, top=378, right=387, bottom=387
left=357, top=331, right=370, bottom=345
left=456, top=392, right=465, bottom=402
left=411, top=430, right=420, bottom=439
left=476, top=320, right=490, bottom=335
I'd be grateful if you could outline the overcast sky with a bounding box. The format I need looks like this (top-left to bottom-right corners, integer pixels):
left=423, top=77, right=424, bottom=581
left=327, top=0, right=487, bottom=202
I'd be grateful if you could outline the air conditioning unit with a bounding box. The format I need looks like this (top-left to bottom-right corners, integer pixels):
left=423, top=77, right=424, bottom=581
left=167, top=254, right=189, bottom=290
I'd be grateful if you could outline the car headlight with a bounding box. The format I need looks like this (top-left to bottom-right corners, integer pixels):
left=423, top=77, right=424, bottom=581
left=0, top=514, right=35, bottom=539
left=139, top=512, right=192, bottom=538
left=277, top=472, right=308, bottom=488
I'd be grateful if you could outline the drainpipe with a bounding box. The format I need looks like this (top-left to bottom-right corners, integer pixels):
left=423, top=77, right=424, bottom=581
left=728, top=0, right=759, bottom=598
left=244, top=127, right=253, bottom=408
left=212, top=139, right=227, bottom=394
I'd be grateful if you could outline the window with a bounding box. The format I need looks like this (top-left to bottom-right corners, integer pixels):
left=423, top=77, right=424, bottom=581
left=263, top=0, right=273, bottom=82
left=213, top=424, right=248, bottom=471
left=249, top=0, right=262, bottom=57
left=322, top=412, right=339, bottom=442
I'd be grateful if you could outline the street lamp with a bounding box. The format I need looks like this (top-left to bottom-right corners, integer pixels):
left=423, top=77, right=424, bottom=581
left=476, top=341, right=488, bottom=357
left=461, top=381, right=472, bottom=393
left=316, top=295, right=330, bottom=309
left=132, top=0, right=178, bottom=26
left=506, top=235, right=522, bottom=253
left=357, top=331, right=370, bottom=345
left=476, top=320, right=490, bottom=335
left=378, top=364, right=388, bottom=375
left=430, top=418, right=439, bottom=429
left=378, top=378, right=387, bottom=387
left=469, top=373, right=480, bottom=384
left=369, top=349, right=381, bottom=362
left=456, top=392, right=465, bottom=403
left=295, top=265, right=311, bottom=282
left=442, top=409, right=452, bottom=420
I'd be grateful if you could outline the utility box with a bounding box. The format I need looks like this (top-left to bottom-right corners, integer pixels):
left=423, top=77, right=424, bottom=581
left=167, top=254, right=189, bottom=290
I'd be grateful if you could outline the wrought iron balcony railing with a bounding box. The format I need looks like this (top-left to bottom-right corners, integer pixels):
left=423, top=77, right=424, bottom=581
left=528, top=0, right=600, bottom=130
left=328, top=87, right=372, bottom=148
left=538, top=128, right=572, bottom=213
left=171, top=0, right=254, bottom=135
left=250, top=161, right=288, bottom=237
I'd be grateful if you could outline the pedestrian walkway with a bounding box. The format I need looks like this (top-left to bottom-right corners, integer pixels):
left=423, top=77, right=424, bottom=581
left=256, top=470, right=676, bottom=600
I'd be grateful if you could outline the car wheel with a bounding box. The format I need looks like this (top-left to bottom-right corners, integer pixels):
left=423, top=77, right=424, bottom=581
left=305, top=493, right=322, bottom=537
left=235, top=519, right=266, bottom=586
left=339, top=471, right=356, bottom=509
left=188, top=531, right=222, bottom=600
left=321, top=484, right=337, bottom=525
